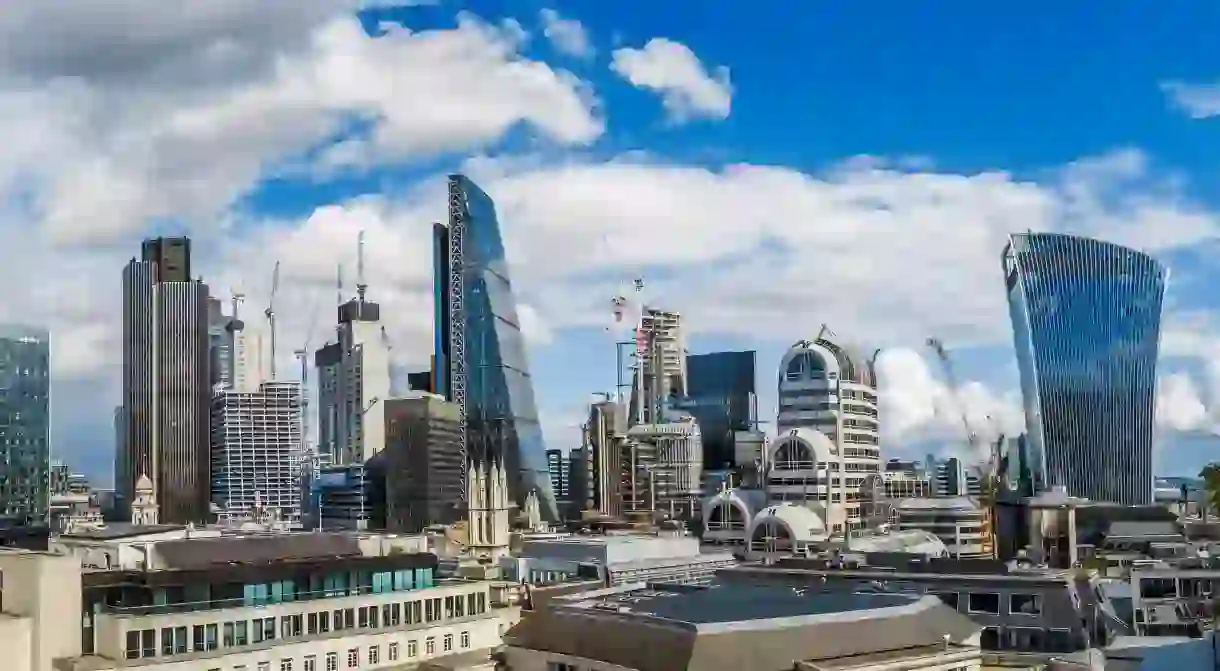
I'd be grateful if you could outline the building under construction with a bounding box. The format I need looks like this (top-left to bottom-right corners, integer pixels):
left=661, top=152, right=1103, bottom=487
left=209, top=381, right=303, bottom=524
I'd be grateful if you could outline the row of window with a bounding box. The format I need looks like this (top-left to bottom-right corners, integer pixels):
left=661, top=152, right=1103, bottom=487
left=196, top=633, right=474, bottom=671
left=124, top=591, right=488, bottom=660
left=935, top=591, right=1042, bottom=616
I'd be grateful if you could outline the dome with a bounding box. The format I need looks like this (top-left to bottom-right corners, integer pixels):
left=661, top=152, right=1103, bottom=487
left=779, top=338, right=878, bottom=388
left=748, top=503, right=827, bottom=546
left=703, top=487, right=767, bottom=532
left=135, top=474, right=153, bottom=493
left=769, top=427, right=837, bottom=468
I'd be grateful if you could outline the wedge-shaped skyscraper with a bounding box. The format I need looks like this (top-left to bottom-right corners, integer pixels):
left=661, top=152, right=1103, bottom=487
left=1003, top=232, right=1166, bottom=505
left=433, top=174, right=558, bottom=520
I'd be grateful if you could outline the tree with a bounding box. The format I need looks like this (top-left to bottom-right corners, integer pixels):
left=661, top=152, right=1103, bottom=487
left=1197, top=463, right=1220, bottom=518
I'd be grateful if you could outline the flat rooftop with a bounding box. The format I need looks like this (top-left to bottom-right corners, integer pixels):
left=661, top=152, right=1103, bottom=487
left=570, top=582, right=917, bottom=625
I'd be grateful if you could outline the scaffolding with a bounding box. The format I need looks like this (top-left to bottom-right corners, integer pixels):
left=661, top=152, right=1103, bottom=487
left=210, top=380, right=304, bottom=525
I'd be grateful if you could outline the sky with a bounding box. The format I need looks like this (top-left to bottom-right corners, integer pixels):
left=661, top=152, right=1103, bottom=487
left=4, top=1, right=1220, bottom=484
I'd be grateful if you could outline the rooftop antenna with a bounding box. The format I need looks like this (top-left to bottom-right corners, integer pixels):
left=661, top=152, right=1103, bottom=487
left=230, top=289, right=245, bottom=321
left=356, top=230, right=367, bottom=303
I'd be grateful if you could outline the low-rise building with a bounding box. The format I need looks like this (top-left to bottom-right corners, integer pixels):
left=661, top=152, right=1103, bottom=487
left=503, top=580, right=984, bottom=671
left=0, top=530, right=513, bottom=671
left=894, top=496, right=992, bottom=559
left=504, top=533, right=736, bottom=587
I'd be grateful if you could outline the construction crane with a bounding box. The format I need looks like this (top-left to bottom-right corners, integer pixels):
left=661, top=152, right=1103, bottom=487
left=925, top=337, right=981, bottom=458
left=266, top=261, right=281, bottom=380
left=927, top=337, right=999, bottom=557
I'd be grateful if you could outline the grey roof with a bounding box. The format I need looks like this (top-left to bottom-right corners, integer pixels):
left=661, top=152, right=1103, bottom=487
left=155, top=533, right=361, bottom=569
left=573, top=583, right=914, bottom=625
left=60, top=523, right=184, bottom=540
left=1106, top=521, right=1182, bottom=539
left=508, top=583, right=980, bottom=671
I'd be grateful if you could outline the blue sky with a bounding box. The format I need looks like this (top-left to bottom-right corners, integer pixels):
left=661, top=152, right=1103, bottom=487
left=3, top=1, right=1220, bottom=483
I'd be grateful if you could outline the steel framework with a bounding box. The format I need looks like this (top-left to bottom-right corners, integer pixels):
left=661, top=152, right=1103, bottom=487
left=446, top=176, right=469, bottom=502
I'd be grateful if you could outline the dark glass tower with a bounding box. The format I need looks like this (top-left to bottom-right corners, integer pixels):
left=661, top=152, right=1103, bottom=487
left=678, top=351, right=756, bottom=469
left=433, top=174, right=558, bottom=520
left=0, top=325, right=50, bottom=524
left=1003, top=232, right=1166, bottom=506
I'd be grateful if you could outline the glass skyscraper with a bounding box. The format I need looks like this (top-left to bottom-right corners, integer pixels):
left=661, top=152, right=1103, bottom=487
left=1003, top=232, right=1166, bottom=505
left=678, top=350, right=756, bottom=469
left=433, top=174, right=558, bottom=520
left=0, top=324, right=51, bottom=524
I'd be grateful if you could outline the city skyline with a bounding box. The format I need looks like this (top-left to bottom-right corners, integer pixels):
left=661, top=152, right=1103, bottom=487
left=7, top=3, right=1220, bottom=483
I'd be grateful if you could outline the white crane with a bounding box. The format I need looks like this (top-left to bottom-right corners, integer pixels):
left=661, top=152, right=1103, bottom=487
left=266, top=261, right=281, bottom=380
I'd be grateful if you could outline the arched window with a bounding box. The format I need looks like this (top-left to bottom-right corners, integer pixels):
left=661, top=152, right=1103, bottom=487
left=785, top=351, right=827, bottom=381
left=751, top=519, right=793, bottom=553
left=773, top=439, right=815, bottom=471
left=707, top=502, right=747, bottom=531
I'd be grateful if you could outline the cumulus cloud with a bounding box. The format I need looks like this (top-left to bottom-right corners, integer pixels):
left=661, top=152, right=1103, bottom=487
left=0, top=8, right=603, bottom=244
left=610, top=38, right=732, bottom=122
left=1158, top=373, right=1210, bottom=432
left=1161, top=80, right=1220, bottom=119
left=539, top=9, right=594, bottom=59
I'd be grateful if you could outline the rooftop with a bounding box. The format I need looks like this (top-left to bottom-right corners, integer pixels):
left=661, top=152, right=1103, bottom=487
left=570, top=582, right=916, bottom=626
left=59, top=523, right=184, bottom=540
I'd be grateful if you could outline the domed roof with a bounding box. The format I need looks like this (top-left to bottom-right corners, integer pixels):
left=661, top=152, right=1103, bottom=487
left=748, top=503, right=827, bottom=542
left=135, top=474, right=153, bottom=493
left=781, top=338, right=878, bottom=387
left=702, top=487, right=767, bottom=520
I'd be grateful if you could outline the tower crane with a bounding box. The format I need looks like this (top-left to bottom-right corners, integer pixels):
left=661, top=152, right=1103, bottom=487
left=927, top=336, right=999, bottom=558
left=266, top=261, right=281, bottom=380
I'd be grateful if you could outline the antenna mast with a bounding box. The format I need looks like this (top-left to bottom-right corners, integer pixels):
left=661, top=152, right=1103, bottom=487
left=356, top=230, right=367, bottom=303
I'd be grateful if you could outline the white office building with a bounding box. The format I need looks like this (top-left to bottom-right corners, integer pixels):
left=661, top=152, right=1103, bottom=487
left=774, top=337, right=882, bottom=532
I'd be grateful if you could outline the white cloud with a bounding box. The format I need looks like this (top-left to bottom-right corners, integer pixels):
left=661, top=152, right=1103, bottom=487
left=1161, top=80, right=1220, bottom=119
left=0, top=8, right=603, bottom=244
left=1158, top=373, right=1210, bottom=432
left=610, top=38, right=732, bottom=122
left=539, top=9, right=594, bottom=59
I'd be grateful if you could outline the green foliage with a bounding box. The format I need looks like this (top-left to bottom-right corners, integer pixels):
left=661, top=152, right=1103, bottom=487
left=1197, top=463, right=1220, bottom=517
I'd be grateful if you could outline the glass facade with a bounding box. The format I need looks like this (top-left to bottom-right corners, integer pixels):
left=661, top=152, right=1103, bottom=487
left=1003, top=233, right=1165, bottom=505
left=0, top=324, right=51, bottom=523
left=434, top=175, right=557, bottom=519
left=677, top=351, right=756, bottom=469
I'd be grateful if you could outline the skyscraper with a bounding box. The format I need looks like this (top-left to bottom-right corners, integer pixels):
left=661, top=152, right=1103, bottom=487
left=433, top=174, right=557, bottom=520
left=629, top=307, right=687, bottom=425
left=679, top=350, right=757, bottom=469
left=119, top=237, right=211, bottom=523
left=0, top=325, right=50, bottom=523
left=1003, top=232, right=1166, bottom=505
left=313, top=241, right=391, bottom=466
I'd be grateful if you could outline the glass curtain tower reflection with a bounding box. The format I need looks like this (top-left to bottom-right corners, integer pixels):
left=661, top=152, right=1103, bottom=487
left=1003, top=232, right=1166, bottom=506
left=433, top=174, right=558, bottom=521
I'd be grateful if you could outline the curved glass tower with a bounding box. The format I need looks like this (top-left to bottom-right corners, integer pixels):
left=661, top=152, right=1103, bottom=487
left=434, top=174, right=558, bottom=520
left=1003, top=233, right=1166, bottom=505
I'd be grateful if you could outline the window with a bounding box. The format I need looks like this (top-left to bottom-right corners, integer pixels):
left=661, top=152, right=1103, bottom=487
left=333, top=609, right=344, bottom=630
left=141, top=629, right=155, bottom=658
left=320, top=611, right=331, bottom=633
left=980, top=627, right=1000, bottom=650
left=968, top=592, right=1000, bottom=613
left=358, top=606, right=369, bottom=628
left=369, top=605, right=379, bottom=628
left=125, top=631, right=140, bottom=660
left=262, top=617, right=276, bottom=641
left=408, top=640, right=418, bottom=658
left=308, top=612, right=318, bottom=635
left=347, top=648, right=359, bottom=668
left=461, top=631, right=470, bottom=649
left=206, top=623, right=218, bottom=651
left=326, top=652, right=338, bottom=671
left=344, top=608, right=355, bottom=629
left=368, top=646, right=379, bottom=664
left=258, top=663, right=270, bottom=671
left=161, top=627, right=175, bottom=655
left=477, top=592, right=486, bottom=614
left=304, top=656, right=316, bottom=671
left=425, top=637, right=435, bottom=655
left=281, top=660, right=293, bottom=671
left=933, top=592, right=959, bottom=609
left=234, top=620, right=249, bottom=646
left=444, top=595, right=455, bottom=619
left=388, top=643, right=399, bottom=661
left=547, top=664, right=579, bottom=671
left=1010, top=593, right=1042, bottom=615
left=443, top=633, right=453, bottom=652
